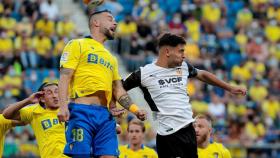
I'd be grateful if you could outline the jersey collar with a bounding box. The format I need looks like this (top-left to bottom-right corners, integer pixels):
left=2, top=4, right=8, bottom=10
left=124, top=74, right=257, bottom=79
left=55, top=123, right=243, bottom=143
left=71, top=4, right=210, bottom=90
left=84, top=35, right=104, bottom=48
left=127, top=144, right=144, bottom=149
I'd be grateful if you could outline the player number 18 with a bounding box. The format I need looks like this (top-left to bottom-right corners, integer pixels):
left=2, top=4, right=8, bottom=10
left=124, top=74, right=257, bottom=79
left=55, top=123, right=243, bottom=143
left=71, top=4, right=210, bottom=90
left=72, top=128, right=84, bottom=142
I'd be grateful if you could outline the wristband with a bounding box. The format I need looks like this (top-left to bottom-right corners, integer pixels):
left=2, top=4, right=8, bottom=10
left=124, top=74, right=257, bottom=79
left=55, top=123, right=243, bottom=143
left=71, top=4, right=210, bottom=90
left=129, top=104, right=139, bottom=113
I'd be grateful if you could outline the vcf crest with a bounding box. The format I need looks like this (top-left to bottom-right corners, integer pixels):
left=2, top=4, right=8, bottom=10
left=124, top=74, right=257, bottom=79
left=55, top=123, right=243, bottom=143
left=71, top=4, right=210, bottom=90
left=176, top=68, right=182, bottom=76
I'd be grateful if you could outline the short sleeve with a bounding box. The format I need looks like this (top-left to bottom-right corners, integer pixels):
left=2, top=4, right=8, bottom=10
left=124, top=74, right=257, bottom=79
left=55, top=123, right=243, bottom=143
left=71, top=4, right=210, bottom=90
left=19, top=105, right=35, bottom=123
left=0, top=115, right=12, bottom=131
left=152, top=149, right=159, bottom=158
left=113, top=57, right=121, bottom=81
left=186, top=62, right=198, bottom=78
left=223, top=148, right=232, bottom=158
left=122, top=69, right=141, bottom=91
left=60, top=40, right=81, bottom=70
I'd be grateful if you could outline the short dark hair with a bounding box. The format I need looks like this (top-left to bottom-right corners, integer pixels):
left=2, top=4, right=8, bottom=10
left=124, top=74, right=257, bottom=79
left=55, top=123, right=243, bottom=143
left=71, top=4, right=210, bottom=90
left=37, top=82, right=58, bottom=107
left=158, top=33, right=186, bottom=48
left=89, top=9, right=111, bottom=17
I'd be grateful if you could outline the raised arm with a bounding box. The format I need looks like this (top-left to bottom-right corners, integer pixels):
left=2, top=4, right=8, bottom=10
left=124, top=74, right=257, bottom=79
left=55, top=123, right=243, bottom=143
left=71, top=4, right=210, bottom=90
left=3, top=92, right=43, bottom=120
left=112, top=80, right=146, bottom=121
left=195, top=70, right=246, bottom=96
left=57, top=68, right=74, bottom=122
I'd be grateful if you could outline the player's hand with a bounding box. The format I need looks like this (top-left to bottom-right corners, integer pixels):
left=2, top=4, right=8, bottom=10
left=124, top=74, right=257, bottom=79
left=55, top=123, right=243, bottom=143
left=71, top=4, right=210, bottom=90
left=27, top=91, right=44, bottom=104
left=135, top=110, right=147, bottom=121
left=57, top=106, right=70, bottom=122
left=229, top=86, right=247, bottom=96
left=116, top=124, right=122, bottom=134
left=110, top=107, right=126, bottom=117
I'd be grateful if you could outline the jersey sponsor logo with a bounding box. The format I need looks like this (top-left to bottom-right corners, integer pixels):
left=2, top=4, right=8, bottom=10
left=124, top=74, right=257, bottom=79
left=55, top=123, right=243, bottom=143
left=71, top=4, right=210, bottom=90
left=158, top=77, right=183, bottom=88
left=87, top=53, right=113, bottom=70
left=41, top=118, right=59, bottom=130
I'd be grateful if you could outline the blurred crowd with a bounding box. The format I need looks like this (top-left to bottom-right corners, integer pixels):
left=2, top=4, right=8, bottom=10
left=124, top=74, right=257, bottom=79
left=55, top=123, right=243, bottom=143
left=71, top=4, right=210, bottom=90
left=0, top=0, right=279, bottom=157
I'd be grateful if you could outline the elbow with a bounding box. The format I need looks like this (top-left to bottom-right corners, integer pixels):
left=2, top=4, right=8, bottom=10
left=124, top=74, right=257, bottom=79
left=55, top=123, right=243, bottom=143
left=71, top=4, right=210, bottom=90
left=2, top=110, right=11, bottom=119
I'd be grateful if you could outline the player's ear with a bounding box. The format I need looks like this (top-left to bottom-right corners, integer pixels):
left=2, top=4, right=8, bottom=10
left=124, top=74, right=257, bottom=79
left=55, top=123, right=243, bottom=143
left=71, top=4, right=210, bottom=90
left=166, top=47, right=170, bottom=57
left=92, top=19, right=100, bottom=27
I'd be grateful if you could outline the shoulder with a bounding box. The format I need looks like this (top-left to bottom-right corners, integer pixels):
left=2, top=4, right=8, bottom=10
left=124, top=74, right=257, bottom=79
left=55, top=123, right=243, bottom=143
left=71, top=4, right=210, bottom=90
left=140, top=63, right=156, bottom=73
left=119, top=145, right=129, bottom=151
left=212, top=142, right=230, bottom=152
left=143, top=146, right=157, bottom=154
left=66, top=38, right=86, bottom=46
left=21, top=104, right=41, bottom=113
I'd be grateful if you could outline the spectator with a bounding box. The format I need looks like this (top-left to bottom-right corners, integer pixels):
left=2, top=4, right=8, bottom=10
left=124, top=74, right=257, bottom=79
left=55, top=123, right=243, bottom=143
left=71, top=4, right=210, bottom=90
left=119, top=119, right=158, bottom=158
left=39, top=0, right=59, bottom=20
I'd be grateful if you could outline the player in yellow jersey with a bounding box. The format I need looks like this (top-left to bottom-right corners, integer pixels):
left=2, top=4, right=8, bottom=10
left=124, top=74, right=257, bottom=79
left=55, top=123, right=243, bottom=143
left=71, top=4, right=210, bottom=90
left=3, top=82, right=68, bottom=158
left=0, top=111, right=24, bottom=157
left=57, top=9, right=146, bottom=158
left=194, top=115, right=231, bottom=158
left=119, top=119, right=158, bottom=158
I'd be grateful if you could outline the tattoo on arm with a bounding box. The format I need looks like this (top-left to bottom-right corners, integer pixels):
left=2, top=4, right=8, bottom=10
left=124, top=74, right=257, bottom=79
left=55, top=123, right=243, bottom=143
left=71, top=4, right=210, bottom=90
left=118, top=95, right=133, bottom=110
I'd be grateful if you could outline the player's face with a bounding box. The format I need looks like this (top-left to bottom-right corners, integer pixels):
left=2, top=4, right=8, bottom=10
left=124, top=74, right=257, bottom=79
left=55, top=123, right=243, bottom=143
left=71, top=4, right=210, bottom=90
left=194, top=118, right=211, bottom=145
left=100, top=12, right=117, bottom=40
left=167, top=44, right=185, bottom=68
left=40, top=85, right=59, bottom=109
left=128, top=124, right=144, bottom=146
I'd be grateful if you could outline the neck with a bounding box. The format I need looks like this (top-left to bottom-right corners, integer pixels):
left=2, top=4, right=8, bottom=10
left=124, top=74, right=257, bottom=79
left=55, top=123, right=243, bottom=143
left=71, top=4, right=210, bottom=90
left=155, top=56, right=168, bottom=68
left=46, top=106, right=58, bottom=110
left=90, top=31, right=106, bottom=44
left=130, top=143, right=142, bottom=151
left=198, top=140, right=209, bottom=149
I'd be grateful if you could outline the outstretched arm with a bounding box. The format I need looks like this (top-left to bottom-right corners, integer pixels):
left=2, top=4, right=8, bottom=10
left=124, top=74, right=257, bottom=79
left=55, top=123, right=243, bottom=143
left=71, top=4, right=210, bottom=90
left=195, top=70, right=246, bottom=96
left=57, top=68, right=74, bottom=122
left=3, top=92, right=43, bottom=120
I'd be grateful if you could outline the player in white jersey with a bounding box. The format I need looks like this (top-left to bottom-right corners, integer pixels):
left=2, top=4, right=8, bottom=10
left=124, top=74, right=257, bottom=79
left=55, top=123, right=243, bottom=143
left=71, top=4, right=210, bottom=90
left=122, top=33, right=246, bottom=158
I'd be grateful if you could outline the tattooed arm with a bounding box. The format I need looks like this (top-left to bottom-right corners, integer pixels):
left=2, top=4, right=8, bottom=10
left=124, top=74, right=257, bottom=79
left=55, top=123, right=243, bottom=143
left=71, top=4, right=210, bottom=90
left=113, top=80, right=146, bottom=121
left=57, top=68, right=74, bottom=122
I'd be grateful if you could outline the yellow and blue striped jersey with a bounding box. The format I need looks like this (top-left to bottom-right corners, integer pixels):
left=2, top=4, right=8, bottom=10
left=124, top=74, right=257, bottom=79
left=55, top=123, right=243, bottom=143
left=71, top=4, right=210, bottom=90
left=19, top=104, right=68, bottom=158
left=60, top=36, right=121, bottom=105
left=0, top=114, right=12, bottom=157
left=119, top=144, right=158, bottom=158
left=198, top=142, right=231, bottom=158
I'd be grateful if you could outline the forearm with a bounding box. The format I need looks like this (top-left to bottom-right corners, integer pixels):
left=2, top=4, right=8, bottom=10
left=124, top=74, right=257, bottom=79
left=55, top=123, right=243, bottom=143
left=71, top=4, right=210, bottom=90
left=196, top=70, right=232, bottom=91
left=58, top=75, right=70, bottom=108
left=113, top=80, right=139, bottom=114
left=114, top=88, right=133, bottom=110
left=58, top=68, right=74, bottom=108
left=3, top=98, right=30, bottom=120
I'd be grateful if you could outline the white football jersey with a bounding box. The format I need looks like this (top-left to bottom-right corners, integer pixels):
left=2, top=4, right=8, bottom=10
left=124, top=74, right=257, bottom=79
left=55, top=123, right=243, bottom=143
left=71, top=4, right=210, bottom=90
left=123, top=62, right=198, bottom=135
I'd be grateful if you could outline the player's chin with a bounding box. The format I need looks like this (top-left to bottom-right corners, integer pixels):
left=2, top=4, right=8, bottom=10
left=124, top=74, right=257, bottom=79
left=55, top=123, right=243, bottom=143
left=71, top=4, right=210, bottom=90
left=195, top=136, right=200, bottom=141
left=52, top=102, right=60, bottom=108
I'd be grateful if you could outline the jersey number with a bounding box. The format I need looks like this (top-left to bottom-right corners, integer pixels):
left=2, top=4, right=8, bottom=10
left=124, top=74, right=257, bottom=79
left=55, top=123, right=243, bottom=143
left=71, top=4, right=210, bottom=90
left=72, top=128, right=84, bottom=142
